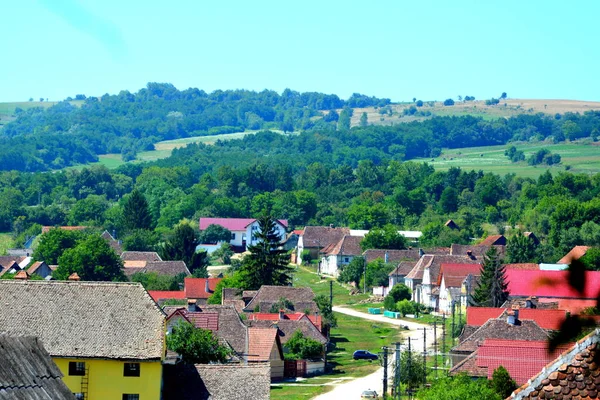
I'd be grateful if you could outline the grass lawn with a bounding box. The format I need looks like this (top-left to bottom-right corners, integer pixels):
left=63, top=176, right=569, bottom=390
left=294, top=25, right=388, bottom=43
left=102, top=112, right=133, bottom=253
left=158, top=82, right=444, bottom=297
left=0, top=233, right=14, bottom=255
left=414, top=141, right=600, bottom=178
left=270, top=383, right=329, bottom=400
left=292, top=265, right=369, bottom=306
left=347, top=302, right=384, bottom=313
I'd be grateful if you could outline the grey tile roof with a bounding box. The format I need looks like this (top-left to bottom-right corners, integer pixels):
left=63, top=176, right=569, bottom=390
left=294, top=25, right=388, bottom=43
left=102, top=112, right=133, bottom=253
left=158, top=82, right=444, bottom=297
left=193, top=305, right=248, bottom=357
left=389, top=260, right=419, bottom=277
left=120, top=251, right=162, bottom=262
left=0, top=280, right=165, bottom=360
left=325, top=235, right=363, bottom=256
left=124, top=260, right=190, bottom=277
left=247, top=317, right=327, bottom=345
left=162, top=362, right=270, bottom=400
left=301, top=226, right=351, bottom=249
left=243, top=285, right=317, bottom=312
left=0, top=334, right=74, bottom=400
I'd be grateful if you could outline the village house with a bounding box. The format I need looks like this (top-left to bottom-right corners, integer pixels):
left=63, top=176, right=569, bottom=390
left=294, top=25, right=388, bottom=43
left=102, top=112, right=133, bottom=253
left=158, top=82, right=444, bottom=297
left=319, top=235, right=363, bottom=276
left=27, top=260, right=55, bottom=279
left=297, top=226, right=351, bottom=265
left=437, top=263, right=482, bottom=314
left=123, top=260, right=191, bottom=278
left=0, top=279, right=165, bottom=400
left=242, top=285, right=319, bottom=314
left=184, top=277, right=222, bottom=304
left=479, top=234, right=507, bottom=246
left=199, top=217, right=288, bottom=252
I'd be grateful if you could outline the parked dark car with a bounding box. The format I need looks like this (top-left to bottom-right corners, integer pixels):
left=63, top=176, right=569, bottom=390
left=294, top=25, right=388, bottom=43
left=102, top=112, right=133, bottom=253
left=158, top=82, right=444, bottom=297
left=361, top=389, right=378, bottom=398
left=353, top=350, right=379, bottom=360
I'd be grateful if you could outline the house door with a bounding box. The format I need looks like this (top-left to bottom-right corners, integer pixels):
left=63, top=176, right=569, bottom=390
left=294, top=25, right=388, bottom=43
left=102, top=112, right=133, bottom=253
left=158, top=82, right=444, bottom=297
left=284, top=360, right=297, bottom=378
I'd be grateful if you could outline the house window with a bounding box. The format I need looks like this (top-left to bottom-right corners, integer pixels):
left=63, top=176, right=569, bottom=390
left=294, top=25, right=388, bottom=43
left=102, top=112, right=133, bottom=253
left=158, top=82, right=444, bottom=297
left=344, top=257, right=349, bottom=263
left=231, top=233, right=236, bottom=240
left=74, top=394, right=85, bottom=400
left=123, top=362, right=140, bottom=377
left=68, top=362, right=86, bottom=376
left=122, top=395, right=139, bottom=400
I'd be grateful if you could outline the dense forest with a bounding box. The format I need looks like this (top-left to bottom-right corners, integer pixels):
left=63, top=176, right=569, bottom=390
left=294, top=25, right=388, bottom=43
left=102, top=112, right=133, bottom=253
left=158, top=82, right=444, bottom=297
left=2, top=83, right=600, bottom=171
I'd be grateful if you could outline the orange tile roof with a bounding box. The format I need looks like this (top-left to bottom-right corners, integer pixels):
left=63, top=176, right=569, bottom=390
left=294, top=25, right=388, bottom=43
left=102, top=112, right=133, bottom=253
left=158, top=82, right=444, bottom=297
left=148, top=291, right=186, bottom=302
left=184, top=278, right=222, bottom=299
left=557, top=245, right=590, bottom=264
left=248, top=328, right=279, bottom=362
left=504, top=263, right=539, bottom=270
left=124, top=260, right=147, bottom=268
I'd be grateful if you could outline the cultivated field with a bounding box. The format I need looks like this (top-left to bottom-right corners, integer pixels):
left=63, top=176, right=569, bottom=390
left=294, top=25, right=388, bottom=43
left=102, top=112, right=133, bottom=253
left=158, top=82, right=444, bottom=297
left=415, top=141, right=600, bottom=178
left=0, top=100, right=84, bottom=128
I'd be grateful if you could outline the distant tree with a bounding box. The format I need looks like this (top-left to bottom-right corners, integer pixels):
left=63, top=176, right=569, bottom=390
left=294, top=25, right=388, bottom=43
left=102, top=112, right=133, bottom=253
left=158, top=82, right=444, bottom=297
left=39, top=97, right=44, bottom=102
left=122, top=189, right=153, bottom=231
left=471, top=246, right=508, bottom=307
left=415, top=100, right=424, bottom=107
left=314, top=294, right=337, bottom=328
left=338, top=107, right=352, bottom=130
left=366, top=258, right=396, bottom=287
left=439, top=187, right=459, bottom=213
left=75, top=94, right=87, bottom=100
left=160, top=223, right=207, bottom=275
left=269, top=297, right=294, bottom=313
left=443, top=98, right=455, bottom=106
left=396, top=348, right=426, bottom=389
left=412, top=97, right=416, bottom=103
left=284, top=331, right=323, bottom=360
left=458, top=95, right=463, bottom=101
left=384, top=284, right=412, bottom=311
left=359, top=112, right=368, bottom=127
left=207, top=272, right=244, bottom=304
left=360, top=225, right=407, bottom=251
left=418, top=375, right=502, bottom=400
left=199, top=224, right=232, bottom=244
left=581, top=248, right=600, bottom=271
left=211, top=242, right=234, bottom=264
left=396, top=299, right=415, bottom=316
left=130, top=271, right=184, bottom=290
left=491, top=366, right=517, bottom=398
left=500, top=92, right=507, bottom=99
left=55, top=235, right=125, bottom=281
left=167, top=321, right=231, bottom=364
left=338, top=256, right=364, bottom=287
left=506, top=232, right=537, bottom=263
left=122, top=229, right=159, bottom=252
left=28, top=97, right=33, bottom=102
left=238, top=215, right=293, bottom=290
left=323, top=109, right=339, bottom=122
left=33, top=228, right=83, bottom=264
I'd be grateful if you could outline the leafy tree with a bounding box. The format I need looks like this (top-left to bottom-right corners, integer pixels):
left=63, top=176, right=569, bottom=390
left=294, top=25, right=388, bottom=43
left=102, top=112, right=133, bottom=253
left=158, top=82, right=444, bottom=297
left=167, top=321, right=231, bottom=364
left=130, top=271, right=185, bottom=290
left=417, top=374, right=501, bottom=400
left=416, top=100, right=424, bottom=107
left=199, top=224, right=232, bottom=244
left=55, top=235, right=125, bottom=281
left=68, top=195, right=109, bottom=225
left=268, top=297, right=294, bottom=313
left=338, top=256, right=364, bottom=287
left=314, top=294, right=337, bottom=328
left=160, top=223, right=207, bottom=275
left=360, top=225, right=407, bottom=251
left=396, top=348, right=426, bottom=389
left=33, top=228, right=83, bottom=264
left=366, top=258, right=395, bottom=287
left=122, top=189, right=153, bottom=231
left=212, top=242, right=234, bottom=264
left=500, top=92, right=507, bottom=99
left=471, top=246, right=508, bottom=307
left=284, top=331, right=323, bottom=360
left=443, top=98, right=455, bottom=106
left=359, top=112, right=368, bottom=127
left=396, top=299, right=415, bottom=316
left=384, top=283, right=411, bottom=310
left=581, top=247, right=600, bottom=270
left=490, top=366, right=517, bottom=398
left=506, top=231, right=537, bottom=263
left=238, top=215, right=293, bottom=290
left=439, top=187, right=459, bottom=213
left=122, top=229, right=159, bottom=251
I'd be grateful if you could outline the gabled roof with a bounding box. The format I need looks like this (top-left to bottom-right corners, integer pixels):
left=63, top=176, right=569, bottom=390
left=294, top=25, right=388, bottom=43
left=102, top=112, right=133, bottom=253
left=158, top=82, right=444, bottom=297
left=325, top=235, right=363, bottom=257
left=0, top=280, right=165, bottom=360
left=184, top=278, right=222, bottom=299
left=248, top=327, right=282, bottom=362
left=506, top=269, right=600, bottom=299
left=148, top=290, right=186, bottom=302
left=248, top=315, right=327, bottom=345
left=124, top=260, right=190, bottom=277
left=199, top=217, right=288, bottom=231
left=466, top=307, right=567, bottom=330
left=439, top=263, right=482, bottom=287
left=479, top=234, right=506, bottom=246
left=243, top=285, right=316, bottom=312
left=508, top=329, right=600, bottom=399
left=27, top=261, right=48, bottom=275
left=450, top=339, right=572, bottom=384
left=405, top=255, right=480, bottom=283
left=120, top=251, right=162, bottom=262
left=166, top=308, right=220, bottom=331
left=301, top=226, right=351, bottom=248
left=557, top=245, right=590, bottom=264
left=365, top=249, right=420, bottom=264
left=389, top=260, right=419, bottom=277
left=453, top=317, right=549, bottom=354
left=0, top=334, right=74, bottom=399
left=0, top=256, right=24, bottom=268
left=162, top=363, right=271, bottom=400
left=249, top=312, right=322, bottom=329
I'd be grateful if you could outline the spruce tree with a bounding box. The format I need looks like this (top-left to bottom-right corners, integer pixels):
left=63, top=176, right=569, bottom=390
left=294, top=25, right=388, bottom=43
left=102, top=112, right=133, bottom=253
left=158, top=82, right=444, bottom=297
left=471, top=246, right=509, bottom=307
left=238, top=215, right=293, bottom=290
left=506, top=232, right=536, bottom=263
left=122, top=189, right=153, bottom=231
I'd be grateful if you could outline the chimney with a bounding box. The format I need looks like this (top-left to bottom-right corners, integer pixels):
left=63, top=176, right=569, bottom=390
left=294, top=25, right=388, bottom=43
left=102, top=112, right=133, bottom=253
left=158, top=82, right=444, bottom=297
left=329, top=224, right=334, bottom=228
left=418, top=248, right=424, bottom=257
left=384, top=252, right=389, bottom=263
left=507, top=306, right=520, bottom=325
left=205, top=279, right=210, bottom=294
left=187, top=299, right=197, bottom=312
left=68, top=272, right=80, bottom=281
left=279, top=309, right=285, bottom=320
left=466, top=250, right=475, bottom=260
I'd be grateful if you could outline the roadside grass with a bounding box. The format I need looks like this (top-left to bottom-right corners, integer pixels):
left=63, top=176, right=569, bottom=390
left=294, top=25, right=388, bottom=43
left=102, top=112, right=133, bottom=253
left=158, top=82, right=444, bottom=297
left=270, top=383, right=329, bottom=400
left=347, top=302, right=384, bottom=313
left=0, top=233, right=14, bottom=255
left=415, top=141, right=600, bottom=178
left=292, top=265, right=369, bottom=306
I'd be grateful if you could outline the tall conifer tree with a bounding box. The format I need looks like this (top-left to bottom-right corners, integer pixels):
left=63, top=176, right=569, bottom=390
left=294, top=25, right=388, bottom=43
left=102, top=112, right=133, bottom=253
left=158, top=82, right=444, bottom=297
left=122, top=189, right=153, bottom=231
left=471, top=246, right=509, bottom=307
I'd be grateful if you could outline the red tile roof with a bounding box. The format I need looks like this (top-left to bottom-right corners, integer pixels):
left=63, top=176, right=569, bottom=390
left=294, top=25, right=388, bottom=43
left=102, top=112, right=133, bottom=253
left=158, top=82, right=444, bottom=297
left=148, top=291, right=186, bottom=302
left=184, top=278, right=222, bottom=299
left=476, top=339, right=572, bottom=384
left=439, top=263, right=482, bottom=287
left=199, top=218, right=288, bottom=231
left=248, top=328, right=280, bottom=362
left=166, top=308, right=219, bottom=331
left=557, top=245, right=590, bottom=264
left=506, top=270, right=600, bottom=299
left=466, top=307, right=567, bottom=330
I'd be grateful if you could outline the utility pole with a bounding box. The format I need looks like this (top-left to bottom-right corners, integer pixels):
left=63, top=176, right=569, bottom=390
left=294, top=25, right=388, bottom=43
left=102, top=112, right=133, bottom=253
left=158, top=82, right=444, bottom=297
left=441, top=315, right=447, bottom=375
left=451, top=301, right=456, bottom=347
left=329, top=281, right=333, bottom=309
left=407, top=337, right=412, bottom=399
left=363, top=256, right=367, bottom=294
left=394, top=342, right=401, bottom=399
left=423, top=327, right=427, bottom=385
left=382, top=346, right=388, bottom=399
left=433, top=321, right=438, bottom=379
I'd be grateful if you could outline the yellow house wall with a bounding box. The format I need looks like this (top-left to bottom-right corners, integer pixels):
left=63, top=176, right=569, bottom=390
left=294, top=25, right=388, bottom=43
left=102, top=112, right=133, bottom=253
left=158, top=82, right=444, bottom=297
left=54, top=358, right=162, bottom=400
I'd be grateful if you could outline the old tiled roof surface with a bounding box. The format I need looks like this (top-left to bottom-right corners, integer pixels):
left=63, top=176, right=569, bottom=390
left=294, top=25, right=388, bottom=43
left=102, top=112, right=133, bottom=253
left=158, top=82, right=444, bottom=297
left=458, top=325, right=479, bottom=343
left=0, top=256, right=23, bottom=268
left=408, top=255, right=480, bottom=284
left=124, top=260, right=147, bottom=268
left=248, top=316, right=327, bottom=345
left=195, top=305, right=248, bottom=356
left=405, top=255, right=433, bottom=281
left=466, top=307, right=567, bottom=330
left=504, top=263, right=540, bottom=270
left=389, top=260, right=419, bottom=277
left=124, top=261, right=190, bottom=277
left=222, top=288, right=242, bottom=301
left=557, top=245, right=590, bottom=264
left=0, top=335, right=74, bottom=400
left=504, top=298, right=560, bottom=310
left=249, top=312, right=322, bottom=329
left=120, top=251, right=162, bottom=262
left=162, top=363, right=271, bottom=400
left=166, top=309, right=220, bottom=331
left=243, top=285, right=316, bottom=312
left=326, top=235, right=363, bottom=256
left=365, top=249, right=420, bottom=264
left=480, top=235, right=506, bottom=246
left=242, top=290, right=258, bottom=299
left=506, top=270, right=600, bottom=299
left=148, top=291, right=186, bottom=302
left=450, top=244, right=506, bottom=257
left=449, top=351, right=488, bottom=378
left=0, top=280, right=165, bottom=360
left=508, top=329, right=600, bottom=399
left=27, top=261, right=44, bottom=275
left=439, top=263, right=482, bottom=287
left=453, top=318, right=549, bottom=354
left=301, top=226, right=351, bottom=248
left=185, top=278, right=222, bottom=299
left=248, top=328, right=279, bottom=362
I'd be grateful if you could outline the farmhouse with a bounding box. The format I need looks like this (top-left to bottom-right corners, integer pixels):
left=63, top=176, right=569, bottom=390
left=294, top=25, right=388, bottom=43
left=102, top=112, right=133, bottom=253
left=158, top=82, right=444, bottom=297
left=199, top=217, right=288, bottom=252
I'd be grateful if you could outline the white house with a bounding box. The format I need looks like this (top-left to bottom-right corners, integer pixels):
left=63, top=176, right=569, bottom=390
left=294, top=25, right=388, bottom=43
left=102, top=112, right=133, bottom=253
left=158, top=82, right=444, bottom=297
left=199, top=218, right=288, bottom=252
left=319, top=235, right=363, bottom=277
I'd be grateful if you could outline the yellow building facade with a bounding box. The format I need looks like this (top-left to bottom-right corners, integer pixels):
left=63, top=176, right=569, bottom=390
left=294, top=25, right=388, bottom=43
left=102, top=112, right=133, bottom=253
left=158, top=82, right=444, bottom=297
left=54, top=358, right=162, bottom=400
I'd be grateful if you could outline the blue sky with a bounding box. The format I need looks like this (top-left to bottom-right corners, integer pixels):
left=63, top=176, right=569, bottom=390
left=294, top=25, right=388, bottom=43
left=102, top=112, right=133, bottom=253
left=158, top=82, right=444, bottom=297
left=1, top=0, right=599, bottom=102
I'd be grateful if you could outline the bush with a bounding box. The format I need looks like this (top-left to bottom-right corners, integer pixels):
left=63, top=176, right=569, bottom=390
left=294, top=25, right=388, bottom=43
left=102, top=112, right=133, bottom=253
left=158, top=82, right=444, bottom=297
left=396, top=299, right=415, bottom=316
left=443, top=98, right=455, bottom=106
left=285, top=331, right=323, bottom=360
